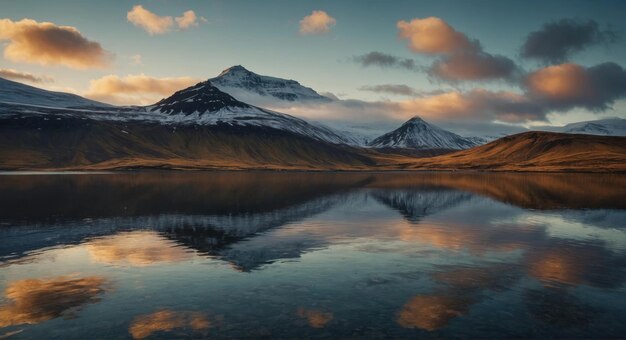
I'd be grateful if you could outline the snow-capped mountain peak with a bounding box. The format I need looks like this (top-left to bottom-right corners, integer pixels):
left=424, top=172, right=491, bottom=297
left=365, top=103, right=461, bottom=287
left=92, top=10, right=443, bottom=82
left=210, top=65, right=330, bottom=102
left=146, top=79, right=353, bottom=145
left=150, top=80, right=249, bottom=115
left=369, top=116, right=480, bottom=150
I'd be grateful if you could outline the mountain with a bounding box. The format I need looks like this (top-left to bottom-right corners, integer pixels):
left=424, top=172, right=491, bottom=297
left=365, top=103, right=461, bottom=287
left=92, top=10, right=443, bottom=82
left=405, top=131, right=626, bottom=172
left=209, top=65, right=330, bottom=102
left=0, top=76, right=109, bottom=108
left=369, top=116, right=480, bottom=151
left=557, top=118, right=626, bottom=136
left=147, top=80, right=353, bottom=145
left=0, top=79, right=376, bottom=170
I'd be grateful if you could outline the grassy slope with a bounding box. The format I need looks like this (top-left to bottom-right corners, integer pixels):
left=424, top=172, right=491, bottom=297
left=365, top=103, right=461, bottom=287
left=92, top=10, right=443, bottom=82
left=1, top=117, right=625, bottom=172
left=404, top=131, right=626, bottom=172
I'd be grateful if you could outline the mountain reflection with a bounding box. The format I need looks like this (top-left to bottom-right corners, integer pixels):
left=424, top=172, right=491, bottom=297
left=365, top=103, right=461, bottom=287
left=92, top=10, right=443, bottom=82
left=0, top=172, right=624, bottom=337
left=0, top=276, right=107, bottom=327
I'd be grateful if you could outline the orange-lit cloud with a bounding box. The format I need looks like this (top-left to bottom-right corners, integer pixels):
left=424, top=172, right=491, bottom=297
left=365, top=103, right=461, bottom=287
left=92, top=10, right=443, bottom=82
left=527, top=63, right=589, bottom=101
left=85, top=74, right=201, bottom=105
left=176, top=10, right=198, bottom=30
left=129, top=310, right=213, bottom=339
left=86, top=231, right=195, bottom=266
left=0, top=18, right=112, bottom=69
left=397, top=294, right=471, bottom=331
left=127, top=5, right=199, bottom=35
left=525, top=62, right=626, bottom=111
left=296, top=308, right=333, bottom=328
left=299, top=10, right=336, bottom=35
left=397, top=17, right=473, bottom=54
left=396, top=89, right=545, bottom=123
left=0, top=68, right=53, bottom=83
left=395, top=17, right=518, bottom=82
left=127, top=5, right=174, bottom=35
left=0, top=276, right=107, bottom=327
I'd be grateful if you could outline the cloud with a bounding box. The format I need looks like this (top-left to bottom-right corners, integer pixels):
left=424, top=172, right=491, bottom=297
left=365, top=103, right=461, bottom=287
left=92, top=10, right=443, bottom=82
left=525, top=62, right=626, bottom=111
left=428, top=51, right=519, bottom=82
left=396, top=89, right=546, bottom=123
left=131, top=54, right=143, bottom=65
left=0, top=68, right=53, bottom=83
left=521, top=19, right=619, bottom=64
left=175, top=10, right=199, bottom=30
left=359, top=84, right=418, bottom=96
left=85, top=73, right=201, bottom=105
left=127, top=5, right=173, bottom=35
left=397, top=17, right=473, bottom=54
left=396, top=17, right=518, bottom=82
left=127, top=5, right=200, bottom=35
left=299, top=10, right=336, bottom=35
left=0, top=18, right=112, bottom=69
left=352, top=52, right=418, bottom=71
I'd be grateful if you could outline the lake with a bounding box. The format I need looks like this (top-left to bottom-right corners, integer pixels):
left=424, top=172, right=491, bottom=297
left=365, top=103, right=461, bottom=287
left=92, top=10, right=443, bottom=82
left=0, top=172, right=625, bottom=338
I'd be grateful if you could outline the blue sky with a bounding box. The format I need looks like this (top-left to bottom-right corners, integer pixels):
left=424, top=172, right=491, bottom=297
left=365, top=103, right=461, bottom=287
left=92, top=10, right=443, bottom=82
left=1, top=0, right=625, bottom=133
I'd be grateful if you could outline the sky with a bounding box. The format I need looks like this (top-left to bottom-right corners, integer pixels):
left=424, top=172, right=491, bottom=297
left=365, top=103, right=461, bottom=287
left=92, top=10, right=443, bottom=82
left=1, top=0, right=626, bottom=136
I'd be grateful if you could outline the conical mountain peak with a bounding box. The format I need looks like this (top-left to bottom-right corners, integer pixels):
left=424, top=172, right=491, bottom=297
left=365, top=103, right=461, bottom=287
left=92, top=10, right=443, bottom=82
left=151, top=80, right=249, bottom=115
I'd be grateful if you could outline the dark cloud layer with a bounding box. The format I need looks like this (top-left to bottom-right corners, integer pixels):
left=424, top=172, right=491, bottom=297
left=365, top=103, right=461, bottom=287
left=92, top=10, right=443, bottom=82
left=358, top=84, right=418, bottom=96
left=352, top=52, right=418, bottom=71
left=521, top=19, right=619, bottom=64
left=428, top=51, right=519, bottom=82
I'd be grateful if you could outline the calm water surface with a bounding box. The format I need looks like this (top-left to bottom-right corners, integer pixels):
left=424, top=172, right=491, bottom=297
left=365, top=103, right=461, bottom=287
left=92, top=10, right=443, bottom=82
left=0, top=172, right=625, bottom=338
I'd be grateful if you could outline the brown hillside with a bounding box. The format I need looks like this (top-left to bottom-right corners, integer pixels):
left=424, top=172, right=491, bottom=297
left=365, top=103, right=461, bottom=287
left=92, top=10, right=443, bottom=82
left=404, top=132, right=626, bottom=172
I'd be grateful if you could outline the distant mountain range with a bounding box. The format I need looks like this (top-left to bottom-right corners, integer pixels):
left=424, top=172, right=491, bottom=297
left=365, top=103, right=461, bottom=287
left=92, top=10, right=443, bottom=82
left=0, top=66, right=625, bottom=172
left=548, top=118, right=626, bottom=136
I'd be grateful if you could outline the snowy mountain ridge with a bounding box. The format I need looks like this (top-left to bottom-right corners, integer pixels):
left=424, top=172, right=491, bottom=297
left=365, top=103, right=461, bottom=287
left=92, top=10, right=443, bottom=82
left=369, top=116, right=480, bottom=150
left=557, top=118, right=626, bottom=136
left=0, top=77, right=109, bottom=108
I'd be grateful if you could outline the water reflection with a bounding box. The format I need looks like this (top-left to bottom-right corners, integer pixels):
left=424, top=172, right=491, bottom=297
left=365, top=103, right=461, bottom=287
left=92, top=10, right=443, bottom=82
left=296, top=308, right=333, bottom=328
left=0, top=172, right=624, bottom=338
left=0, top=276, right=107, bottom=328
left=129, top=310, right=215, bottom=339
left=524, top=239, right=625, bottom=288
left=86, top=231, right=195, bottom=267
left=397, top=294, right=473, bottom=331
